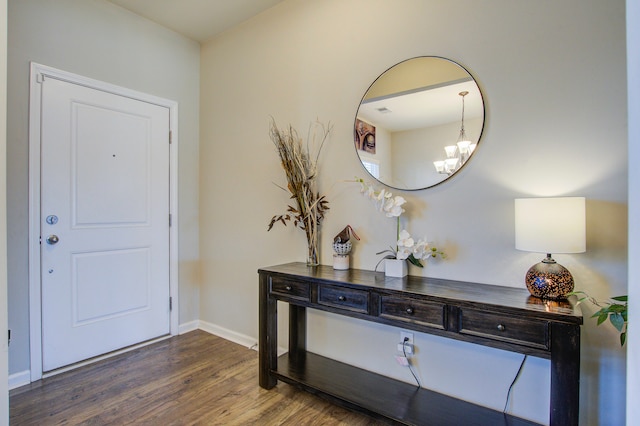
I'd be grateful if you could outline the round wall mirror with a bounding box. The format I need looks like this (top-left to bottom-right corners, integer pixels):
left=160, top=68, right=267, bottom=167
left=354, top=57, right=485, bottom=190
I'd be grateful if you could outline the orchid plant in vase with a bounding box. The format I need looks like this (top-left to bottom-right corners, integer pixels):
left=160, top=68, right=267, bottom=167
left=355, top=178, right=445, bottom=274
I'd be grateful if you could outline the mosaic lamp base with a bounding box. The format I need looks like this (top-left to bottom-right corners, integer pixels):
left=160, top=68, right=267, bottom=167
left=525, top=254, right=574, bottom=300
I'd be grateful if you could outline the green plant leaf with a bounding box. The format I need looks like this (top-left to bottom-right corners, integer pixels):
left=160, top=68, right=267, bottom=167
left=407, top=254, right=424, bottom=268
left=607, top=304, right=626, bottom=313
left=610, top=313, right=625, bottom=332
left=596, top=311, right=609, bottom=325
left=572, top=291, right=628, bottom=346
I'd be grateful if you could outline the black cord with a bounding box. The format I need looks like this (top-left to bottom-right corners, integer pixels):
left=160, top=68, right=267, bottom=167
left=403, top=338, right=421, bottom=388
left=503, top=354, right=527, bottom=413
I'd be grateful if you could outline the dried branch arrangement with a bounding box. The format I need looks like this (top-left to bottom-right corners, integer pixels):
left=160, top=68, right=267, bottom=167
left=267, top=119, right=332, bottom=265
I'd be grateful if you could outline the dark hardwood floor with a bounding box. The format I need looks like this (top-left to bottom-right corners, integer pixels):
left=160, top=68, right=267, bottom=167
left=10, top=330, right=382, bottom=425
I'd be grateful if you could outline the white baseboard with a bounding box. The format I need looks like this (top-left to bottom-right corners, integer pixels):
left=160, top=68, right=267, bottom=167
left=178, top=320, right=199, bottom=335
left=197, top=320, right=258, bottom=349
left=9, top=370, right=30, bottom=390
left=190, top=321, right=286, bottom=355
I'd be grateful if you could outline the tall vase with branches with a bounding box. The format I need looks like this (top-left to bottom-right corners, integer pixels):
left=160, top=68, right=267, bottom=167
left=268, top=119, right=332, bottom=266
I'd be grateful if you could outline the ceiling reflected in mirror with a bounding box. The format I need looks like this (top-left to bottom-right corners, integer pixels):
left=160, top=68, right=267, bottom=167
left=354, top=57, right=484, bottom=190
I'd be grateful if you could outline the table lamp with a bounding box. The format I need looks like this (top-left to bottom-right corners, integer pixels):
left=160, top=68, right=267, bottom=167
left=515, top=197, right=586, bottom=299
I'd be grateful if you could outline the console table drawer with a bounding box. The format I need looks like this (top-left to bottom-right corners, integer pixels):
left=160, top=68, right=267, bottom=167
left=379, top=295, right=445, bottom=330
left=270, top=277, right=310, bottom=302
left=318, top=285, right=369, bottom=314
left=459, top=309, right=549, bottom=350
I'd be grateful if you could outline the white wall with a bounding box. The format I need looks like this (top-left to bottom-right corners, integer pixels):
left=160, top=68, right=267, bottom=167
left=199, top=1, right=627, bottom=424
left=626, top=0, right=638, bottom=423
left=7, top=0, right=200, bottom=380
left=1, top=0, right=8, bottom=422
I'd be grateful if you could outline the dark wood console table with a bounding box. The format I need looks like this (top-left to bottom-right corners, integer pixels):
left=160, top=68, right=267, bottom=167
left=258, top=263, right=582, bottom=426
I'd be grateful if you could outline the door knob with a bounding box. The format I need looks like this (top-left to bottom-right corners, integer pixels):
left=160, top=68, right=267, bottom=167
left=46, top=235, right=59, bottom=245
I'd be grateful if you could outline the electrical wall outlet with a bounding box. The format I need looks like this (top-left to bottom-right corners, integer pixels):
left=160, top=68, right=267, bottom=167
left=400, top=331, right=414, bottom=345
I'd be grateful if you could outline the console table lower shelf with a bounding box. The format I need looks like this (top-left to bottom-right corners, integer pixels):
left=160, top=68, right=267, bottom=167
left=274, top=351, right=539, bottom=426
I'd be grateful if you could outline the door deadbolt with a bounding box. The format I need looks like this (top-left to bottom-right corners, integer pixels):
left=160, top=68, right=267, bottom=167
left=46, top=235, right=59, bottom=245
left=46, top=215, right=59, bottom=225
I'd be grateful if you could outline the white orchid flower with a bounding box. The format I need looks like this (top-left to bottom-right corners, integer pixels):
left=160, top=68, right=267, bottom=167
left=369, top=188, right=386, bottom=212
left=383, top=196, right=406, bottom=217
left=360, top=181, right=376, bottom=199
left=396, top=246, right=412, bottom=260
left=356, top=178, right=445, bottom=268
left=365, top=185, right=376, bottom=200
left=411, top=238, right=430, bottom=260
left=376, top=188, right=391, bottom=201
left=397, top=230, right=414, bottom=248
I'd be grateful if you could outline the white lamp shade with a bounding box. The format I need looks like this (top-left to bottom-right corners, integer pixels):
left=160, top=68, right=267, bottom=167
left=515, top=197, right=586, bottom=254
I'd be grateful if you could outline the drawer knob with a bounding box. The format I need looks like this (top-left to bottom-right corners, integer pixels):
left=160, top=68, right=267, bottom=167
left=285, top=285, right=292, bottom=291
left=406, top=307, right=414, bottom=315
left=497, top=324, right=506, bottom=332
left=338, top=295, right=346, bottom=301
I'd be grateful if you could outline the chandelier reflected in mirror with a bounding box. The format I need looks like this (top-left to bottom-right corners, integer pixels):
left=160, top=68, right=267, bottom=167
left=433, top=91, right=477, bottom=175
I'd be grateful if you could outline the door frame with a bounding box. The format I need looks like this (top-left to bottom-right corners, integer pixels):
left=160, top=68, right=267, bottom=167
left=28, top=63, right=179, bottom=381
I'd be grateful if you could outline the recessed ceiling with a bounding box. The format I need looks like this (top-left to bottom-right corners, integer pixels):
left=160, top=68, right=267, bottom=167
left=107, top=0, right=286, bottom=43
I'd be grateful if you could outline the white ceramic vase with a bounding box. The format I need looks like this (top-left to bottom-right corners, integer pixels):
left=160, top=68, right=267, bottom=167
left=385, top=258, right=408, bottom=277
left=333, top=254, right=350, bottom=270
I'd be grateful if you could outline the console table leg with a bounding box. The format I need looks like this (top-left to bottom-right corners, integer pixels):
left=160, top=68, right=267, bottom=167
left=550, top=323, right=580, bottom=426
left=259, top=274, right=277, bottom=389
left=289, top=305, right=306, bottom=363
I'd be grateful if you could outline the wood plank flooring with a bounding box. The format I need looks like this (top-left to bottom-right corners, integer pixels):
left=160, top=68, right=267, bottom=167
left=10, top=330, right=383, bottom=425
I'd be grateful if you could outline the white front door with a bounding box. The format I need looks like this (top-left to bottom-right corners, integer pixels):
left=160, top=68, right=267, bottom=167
left=40, top=76, right=171, bottom=372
